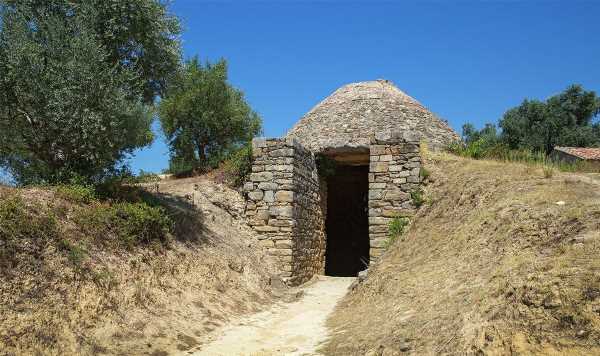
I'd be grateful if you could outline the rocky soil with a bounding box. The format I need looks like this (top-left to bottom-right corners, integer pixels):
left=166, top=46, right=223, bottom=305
left=0, top=176, right=281, bottom=356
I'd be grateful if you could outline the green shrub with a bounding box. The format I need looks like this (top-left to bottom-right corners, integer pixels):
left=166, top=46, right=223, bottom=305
left=75, top=201, right=172, bottom=248
left=386, top=216, right=410, bottom=248
left=0, top=196, right=59, bottom=268
left=222, top=144, right=254, bottom=187
left=56, top=184, right=97, bottom=204
left=420, top=167, right=431, bottom=180
left=58, top=239, right=88, bottom=268
left=411, top=189, right=425, bottom=208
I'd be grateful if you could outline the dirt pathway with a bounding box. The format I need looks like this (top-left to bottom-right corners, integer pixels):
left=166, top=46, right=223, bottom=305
left=191, top=276, right=355, bottom=356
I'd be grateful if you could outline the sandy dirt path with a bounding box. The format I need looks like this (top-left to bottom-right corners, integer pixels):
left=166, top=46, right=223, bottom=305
left=192, top=276, right=355, bottom=356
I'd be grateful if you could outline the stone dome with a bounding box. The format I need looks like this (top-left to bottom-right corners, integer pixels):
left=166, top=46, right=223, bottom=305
left=286, top=79, right=459, bottom=152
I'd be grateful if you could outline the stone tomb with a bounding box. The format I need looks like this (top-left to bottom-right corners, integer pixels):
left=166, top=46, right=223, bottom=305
left=244, top=131, right=421, bottom=285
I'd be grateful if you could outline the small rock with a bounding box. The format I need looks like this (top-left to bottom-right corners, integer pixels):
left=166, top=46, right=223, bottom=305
left=555, top=201, right=566, bottom=206
left=358, top=269, right=369, bottom=282
left=398, top=341, right=411, bottom=352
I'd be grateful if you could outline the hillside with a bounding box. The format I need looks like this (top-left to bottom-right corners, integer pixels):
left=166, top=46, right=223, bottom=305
left=0, top=177, right=280, bottom=356
left=324, top=153, right=600, bottom=355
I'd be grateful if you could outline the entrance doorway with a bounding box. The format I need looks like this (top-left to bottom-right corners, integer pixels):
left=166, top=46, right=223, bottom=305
left=324, top=165, right=370, bottom=276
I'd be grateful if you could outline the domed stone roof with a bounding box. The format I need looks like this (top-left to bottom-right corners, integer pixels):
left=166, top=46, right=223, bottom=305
left=286, top=79, right=459, bottom=153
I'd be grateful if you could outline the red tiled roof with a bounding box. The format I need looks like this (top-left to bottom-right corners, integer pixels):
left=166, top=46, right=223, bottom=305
left=554, top=147, right=600, bottom=160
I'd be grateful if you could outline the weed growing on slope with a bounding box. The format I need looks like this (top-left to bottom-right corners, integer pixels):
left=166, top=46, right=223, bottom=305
left=386, top=216, right=410, bottom=248
left=411, top=188, right=426, bottom=208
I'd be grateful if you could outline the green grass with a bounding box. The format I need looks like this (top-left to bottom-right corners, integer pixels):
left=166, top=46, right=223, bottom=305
left=386, top=216, right=410, bottom=248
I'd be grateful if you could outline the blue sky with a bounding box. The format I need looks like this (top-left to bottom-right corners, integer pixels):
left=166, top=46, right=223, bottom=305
left=129, top=0, right=600, bottom=174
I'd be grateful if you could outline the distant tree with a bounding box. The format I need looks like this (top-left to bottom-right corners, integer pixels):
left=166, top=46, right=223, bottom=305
left=499, top=85, right=600, bottom=153
left=159, top=57, right=262, bottom=173
left=462, top=122, right=498, bottom=144
left=0, top=1, right=182, bottom=184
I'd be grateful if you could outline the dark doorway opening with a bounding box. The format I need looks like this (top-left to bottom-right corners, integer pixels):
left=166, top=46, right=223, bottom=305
left=325, top=165, right=370, bottom=276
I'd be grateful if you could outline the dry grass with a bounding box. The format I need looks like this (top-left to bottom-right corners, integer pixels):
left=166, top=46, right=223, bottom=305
left=324, top=153, right=600, bottom=355
left=0, top=178, right=279, bottom=355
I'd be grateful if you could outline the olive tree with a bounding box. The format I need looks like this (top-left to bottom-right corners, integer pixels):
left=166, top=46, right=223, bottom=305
left=159, top=57, right=262, bottom=173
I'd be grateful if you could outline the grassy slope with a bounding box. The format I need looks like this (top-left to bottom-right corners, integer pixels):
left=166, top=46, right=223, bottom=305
left=0, top=178, right=279, bottom=356
left=324, top=153, right=600, bottom=355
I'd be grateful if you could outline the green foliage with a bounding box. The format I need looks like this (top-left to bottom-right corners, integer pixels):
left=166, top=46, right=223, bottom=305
left=58, top=239, right=88, bottom=268
left=56, top=184, right=97, bottom=204
left=499, top=85, right=600, bottom=154
left=316, top=154, right=338, bottom=178
left=447, top=140, right=600, bottom=174
left=0, top=0, right=182, bottom=185
left=1, top=0, right=182, bottom=103
left=0, top=195, right=59, bottom=268
left=75, top=201, right=172, bottom=249
left=411, top=189, right=425, bottom=208
left=159, top=57, right=262, bottom=173
left=120, top=170, right=162, bottom=185
left=222, top=144, right=254, bottom=187
left=420, top=167, right=431, bottom=180
left=386, top=217, right=410, bottom=248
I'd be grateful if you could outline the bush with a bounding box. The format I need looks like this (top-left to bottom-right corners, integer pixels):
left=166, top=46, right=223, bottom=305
left=386, top=217, right=410, bottom=248
left=75, top=201, right=172, bottom=249
left=222, top=144, right=254, bottom=187
left=56, top=184, right=97, bottom=204
left=0, top=196, right=59, bottom=269
left=411, top=189, right=425, bottom=208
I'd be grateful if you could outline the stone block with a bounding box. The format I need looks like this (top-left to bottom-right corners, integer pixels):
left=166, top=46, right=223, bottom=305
left=407, top=175, right=420, bottom=183
left=268, top=219, right=295, bottom=227
left=370, top=145, right=387, bottom=155
left=271, top=148, right=295, bottom=157
left=379, top=154, right=393, bottom=162
left=275, top=240, right=293, bottom=249
left=250, top=172, right=273, bottom=182
left=370, top=162, right=389, bottom=173
left=264, top=190, right=275, bottom=202
left=384, top=189, right=410, bottom=201
left=248, top=190, right=264, bottom=201
left=254, top=225, right=280, bottom=232
left=369, top=183, right=387, bottom=189
left=369, top=217, right=391, bottom=225
left=258, top=182, right=278, bottom=190
left=368, top=189, right=383, bottom=200
left=275, top=190, right=294, bottom=202
left=256, top=209, right=270, bottom=221
left=269, top=205, right=294, bottom=218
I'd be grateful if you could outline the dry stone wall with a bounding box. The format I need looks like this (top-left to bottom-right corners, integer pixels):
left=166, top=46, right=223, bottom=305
left=368, top=132, right=422, bottom=258
left=245, top=138, right=325, bottom=285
